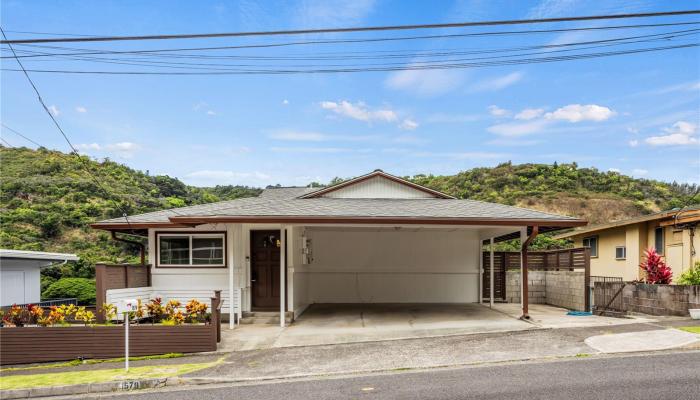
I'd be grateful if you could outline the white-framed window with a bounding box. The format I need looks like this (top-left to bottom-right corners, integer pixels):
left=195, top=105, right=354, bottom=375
left=654, top=227, right=664, bottom=255
left=615, top=246, right=626, bottom=260
left=157, top=232, right=226, bottom=267
left=582, top=236, right=598, bottom=257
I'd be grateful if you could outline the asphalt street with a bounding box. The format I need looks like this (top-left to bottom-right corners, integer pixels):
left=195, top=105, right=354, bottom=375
left=91, top=351, right=700, bottom=400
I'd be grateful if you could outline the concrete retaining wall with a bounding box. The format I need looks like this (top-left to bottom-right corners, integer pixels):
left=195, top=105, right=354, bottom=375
left=621, top=284, right=700, bottom=316
left=506, top=270, right=586, bottom=311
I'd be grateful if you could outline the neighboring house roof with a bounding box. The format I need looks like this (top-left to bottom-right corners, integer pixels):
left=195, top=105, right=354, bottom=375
left=91, top=170, right=586, bottom=231
left=300, top=170, right=455, bottom=199
left=0, top=249, right=79, bottom=262
left=554, top=205, right=700, bottom=239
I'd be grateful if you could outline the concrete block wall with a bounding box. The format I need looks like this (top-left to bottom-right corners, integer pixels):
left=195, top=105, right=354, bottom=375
left=545, top=271, right=585, bottom=311
left=505, top=271, right=546, bottom=305
left=620, top=284, right=700, bottom=316
left=505, top=270, right=586, bottom=311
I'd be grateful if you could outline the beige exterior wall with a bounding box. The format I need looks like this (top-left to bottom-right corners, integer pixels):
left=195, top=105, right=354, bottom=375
left=572, top=221, right=698, bottom=282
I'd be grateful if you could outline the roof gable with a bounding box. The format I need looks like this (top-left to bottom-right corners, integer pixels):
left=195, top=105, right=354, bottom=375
left=300, top=170, right=453, bottom=199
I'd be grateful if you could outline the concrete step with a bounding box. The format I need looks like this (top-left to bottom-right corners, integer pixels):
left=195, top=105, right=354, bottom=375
left=239, top=311, right=293, bottom=325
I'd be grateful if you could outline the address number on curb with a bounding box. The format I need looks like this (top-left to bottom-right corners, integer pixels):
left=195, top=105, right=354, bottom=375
left=117, top=381, right=141, bottom=391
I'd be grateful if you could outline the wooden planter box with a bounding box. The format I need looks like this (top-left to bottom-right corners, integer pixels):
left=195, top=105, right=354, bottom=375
left=0, top=323, right=216, bottom=365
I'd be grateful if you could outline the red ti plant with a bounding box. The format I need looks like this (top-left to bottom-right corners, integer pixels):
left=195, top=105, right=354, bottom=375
left=640, top=247, right=673, bottom=284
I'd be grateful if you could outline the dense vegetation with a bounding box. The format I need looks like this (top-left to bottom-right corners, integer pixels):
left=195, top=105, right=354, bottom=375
left=1, top=146, right=697, bottom=300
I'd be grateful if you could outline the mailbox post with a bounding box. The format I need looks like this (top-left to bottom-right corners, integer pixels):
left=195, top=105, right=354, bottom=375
left=120, top=299, right=138, bottom=372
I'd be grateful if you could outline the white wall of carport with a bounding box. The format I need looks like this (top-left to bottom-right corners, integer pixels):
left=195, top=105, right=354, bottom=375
left=0, top=259, right=44, bottom=305
left=294, top=227, right=481, bottom=304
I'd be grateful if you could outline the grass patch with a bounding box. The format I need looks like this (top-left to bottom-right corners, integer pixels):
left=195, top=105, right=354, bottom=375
left=0, top=353, right=184, bottom=373
left=678, top=326, right=700, bottom=334
left=0, top=358, right=221, bottom=390
left=575, top=353, right=591, bottom=358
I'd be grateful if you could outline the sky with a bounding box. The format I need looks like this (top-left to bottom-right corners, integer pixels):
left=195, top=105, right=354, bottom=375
left=1, top=0, right=699, bottom=187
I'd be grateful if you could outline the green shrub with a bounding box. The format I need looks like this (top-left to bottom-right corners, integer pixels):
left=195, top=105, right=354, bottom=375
left=677, top=262, right=700, bottom=285
left=42, top=278, right=96, bottom=305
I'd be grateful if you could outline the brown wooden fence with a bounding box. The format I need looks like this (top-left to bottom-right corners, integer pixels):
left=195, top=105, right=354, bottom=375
left=483, top=248, right=591, bottom=308
left=0, top=292, right=221, bottom=366
left=95, top=264, right=151, bottom=322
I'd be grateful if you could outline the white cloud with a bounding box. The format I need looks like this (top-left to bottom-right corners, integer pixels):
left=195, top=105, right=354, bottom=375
left=193, top=101, right=207, bottom=111
left=487, top=119, right=550, bottom=137
left=384, top=68, right=465, bottom=96
left=393, top=134, right=426, bottom=144
left=282, top=99, right=289, bottom=105
left=399, top=119, right=419, bottom=131
left=320, top=100, right=397, bottom=123
left=514, top=108, right=545, bottom=120
left=626, top=127, right=639, bottom=134
left=488, top=105, right=510, bottom=117
left=75, top=106, right=87, bottom=113
left=471, top=72, right=523, bottom=92
left=608, top=168, right=620, bottom=173
left=544, top=104, right=615, bottom=122
left=644, top=121, right=698, bottom=146
left=48, top=105, right=60, bottom=116
left=526, top=0, right=580, bottom=19
left=75, top=141, right=141, bottom=158
left=206, top=110, right=216, bottom=115
left=628, top=139, right=639, bottom=147
left=632, top=168, right=648, bottom=176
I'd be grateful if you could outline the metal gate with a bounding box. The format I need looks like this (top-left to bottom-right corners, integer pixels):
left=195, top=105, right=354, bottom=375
left=591, top=276, right=625, bottom=315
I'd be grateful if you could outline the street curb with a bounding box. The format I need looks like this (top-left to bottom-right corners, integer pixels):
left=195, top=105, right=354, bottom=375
left=0, top=377, right=167, bottom=399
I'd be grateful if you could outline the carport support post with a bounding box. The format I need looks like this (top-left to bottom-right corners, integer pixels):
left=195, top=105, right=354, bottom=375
left=478, top=241, right=483, bottom=304
left=280, top=224, right=287, bottom=328
left=489, top=238, right=495, bottom=308
left=520, top=226, right=539, bottom=320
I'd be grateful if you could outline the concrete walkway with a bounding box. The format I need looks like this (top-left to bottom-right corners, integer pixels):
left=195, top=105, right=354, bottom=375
left=220, top=303, right=654, bottom=351
left=585, top=329, right=700, bottom=353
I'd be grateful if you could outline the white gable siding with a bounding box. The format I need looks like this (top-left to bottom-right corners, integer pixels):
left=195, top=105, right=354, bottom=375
left=323, top=176, right=435, bottom=199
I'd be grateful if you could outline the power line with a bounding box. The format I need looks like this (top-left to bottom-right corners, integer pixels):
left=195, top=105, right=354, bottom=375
left=1, top=137, right=14, bottom=147
left=9, top=29, right=695, bottom=71
left=4, top=21, right=698, bottom=62
left=4, top=20, right=699, bottom=60
left=0, top=26, right=144, bottom=228
left=2, top=10, right=699, bottom=44
left=1, top=123, right=44, bottom=147
left=3, top=43, right=695, bottom=75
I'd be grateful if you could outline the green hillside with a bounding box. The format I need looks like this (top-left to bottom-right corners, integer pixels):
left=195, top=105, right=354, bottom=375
left=2, top=146, right=697, bottom=263
left=0, top=146, right=260, bottom=265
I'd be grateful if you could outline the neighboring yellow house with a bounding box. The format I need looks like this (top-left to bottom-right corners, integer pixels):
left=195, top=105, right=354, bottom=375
left=555, top=207, right=699, bottom=281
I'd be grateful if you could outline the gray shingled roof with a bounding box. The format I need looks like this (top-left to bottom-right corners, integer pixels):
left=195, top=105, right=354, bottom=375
left=96, top=187, right=581, bottom=225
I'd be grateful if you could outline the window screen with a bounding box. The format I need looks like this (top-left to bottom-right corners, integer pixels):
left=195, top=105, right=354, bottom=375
left=158, top=234, right=225, bottom=266
left=654, top=227, right=664, bottom=254
left=615, top=246, right=626, bottom=260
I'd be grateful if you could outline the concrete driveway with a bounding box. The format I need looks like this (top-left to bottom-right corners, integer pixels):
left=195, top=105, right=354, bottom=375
left=220, top=303, right=658, bottom=351
left=222, top=303, right=535, bottom=351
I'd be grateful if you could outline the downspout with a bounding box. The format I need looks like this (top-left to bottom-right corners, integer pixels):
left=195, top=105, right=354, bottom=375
left=520, top=226, right=539, bottom=320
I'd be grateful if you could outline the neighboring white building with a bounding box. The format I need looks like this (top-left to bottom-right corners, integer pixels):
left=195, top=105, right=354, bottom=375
left=0, top=249, right=79, bottom=306
left=92, top=170, right=586, bottom=326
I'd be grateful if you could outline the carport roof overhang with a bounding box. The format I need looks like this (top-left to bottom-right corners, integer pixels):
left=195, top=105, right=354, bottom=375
left=91, top=215, right=586, bottom=242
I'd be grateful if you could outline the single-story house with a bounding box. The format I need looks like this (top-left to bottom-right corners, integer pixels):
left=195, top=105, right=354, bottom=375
left=91, top=170, right=586, bottom=327
left=0, top=249, right=79, bottom=306
left=555, top=206, right=699, bottom=281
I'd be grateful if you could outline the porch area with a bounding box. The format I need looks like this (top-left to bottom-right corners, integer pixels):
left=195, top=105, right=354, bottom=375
left=219, top=303, right=649, bottom=351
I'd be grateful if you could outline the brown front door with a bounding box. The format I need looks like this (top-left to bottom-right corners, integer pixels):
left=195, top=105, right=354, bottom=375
left=251, top=230, right=281, bottom=310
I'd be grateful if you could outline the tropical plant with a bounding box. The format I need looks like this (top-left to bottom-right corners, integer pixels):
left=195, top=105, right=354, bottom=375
left=163, top=299, right=185, bottom=325
left=27, top=304, right=45, bottom=325
left=184, top=299, right=208, bottom=323
left=3, top=305, right=27, bottom=327
left=677, top=261, right=700, bottom=285
left=100, top=302, right=117, bottom=322
left=639, top=247, right=673, bottom=284
left=135, top=298, right=146, bottom=320
left=74, top=307, right=96, bottom=326
left=145, top=297, right=165, bottom=323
